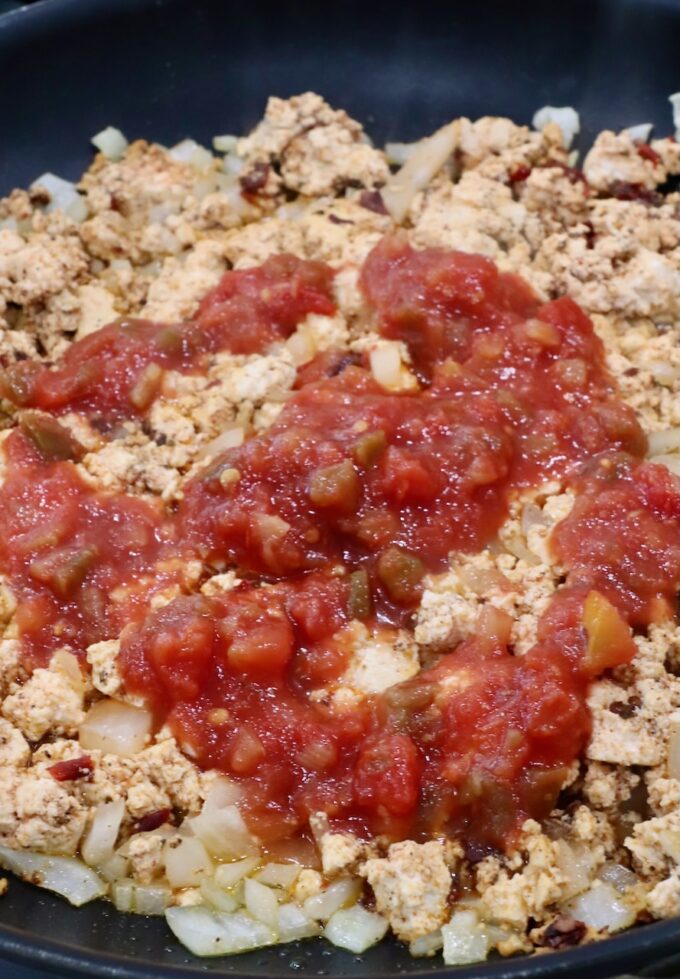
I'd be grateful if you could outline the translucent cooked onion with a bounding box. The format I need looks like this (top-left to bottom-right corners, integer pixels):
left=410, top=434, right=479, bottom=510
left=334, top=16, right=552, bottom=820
left=649, top=361, right=680, bottom=387
left=625, top=123, right=653, bottom=143
left=30, top=173, right=88, bottom=223
left=381, top=122, right=458, bottom=223
left=565, top=881, right=636, bottom=932
left=651, top=454, right=680, bottom=476
left=384, top=141, right=419, bottom=166
left=79, top=699, right=152, bottom=756
left=323, top=905, right=388, bottom=953
left=555, top=839, right=598, bottom=900
left=244, top=877, right=280, bottom=931
left=277, top=902, right=321, bottom=942
left=302, top=877, right=362, bottom=921
left=198, top=426, right=245, bottom=461
left=670, top=93, right=680, bottom=139
left=441, top=910, right=490, bottom=966
left=200, top=878, right=240, bottom=913
left=189, top=803, right=257, bottom=860
left=598, top=862, right=638, bottom=893
left=203, top=776, right=243, bottom=810
left=0, top=847, right=106, bottom=906
left=213, top=135, right=238, bottom=154
left=99, top=852, right=129, bottom=884
left=254, top=862, right=301, bottom=888
left=409, top=930, right=444, bottom=957
left=165, top=906, right=275, bottom=957
left=532, top=106, right=581, bottom=148
left=214, top=856, right=260, bottom=889
left=91, top=126, right=128, bottom=161
left=369, top=343, right=401, bottom=389
left=169, top=139, right=214, bottom=170
left=648, top=428, right=680, bottom=457
left=81, top=799, right=125, bottom=868
left=112, top=879, right=170, bottom=915
left=164, top=836, right=214, bottom=889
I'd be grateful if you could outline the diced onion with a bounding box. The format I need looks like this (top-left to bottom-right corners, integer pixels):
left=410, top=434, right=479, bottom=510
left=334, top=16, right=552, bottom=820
left=598, top=862, right=638, bottom=893
left=369, top=343, right=402, bottom=390
left=649, top=361, right=680, bottom=387
left=165, top=906, right=275, bottom=957
left=164, top=837, right=213, bottom=888
left=203, top=776, right=243, bottom=810
left=650, top=454, right=680, bottom=477
left=91, top=126, right=128, bottom=161
left=409, top=930, right=444, bottom=957
left=384, top=141, right=419, bottom=166
left=81, top=799, right=125, bottom=868
left=441, top=910, right=490, bottom=966
left=30, top=173, right=89, bottom=223
left=277, top=902, right=321, bottom=942
left=79, top=699, right=152, bottom=756
left=532, top=106, right=581, bottom=148
left=223, top=154, right=245, bottom=176
left=199, top=426, right=245, bottom=461
left=0, top=847, right=106, bottom=906
left=189, top=803, right=257, bottom=860
left=213, top=135, right=238, bottom=153
left=169, top=139, right=214, bottom=170
left=111, top=878, right=134, bottom=912
left=302, top=877, right=362, bottom=921
left=113, top=880, right=170, bottom=915
left=648, top=428, right=680, bottom=457
left=381, top=122, right=458, bottom=222
left=254, top=862, right=301, bottom=888
left=670, top=93, right=680, bottom=139
left=200, top=878, right=240, bottom=913
left=323, top=905, right=388, bottom=954
left=555, top=839, right=598, bottom=900
left=565, top=881, right=636, bottom=932
left=99, top=852, right=129, bottom=883
left=625, top=123, right=653, bottom=143
left=214, top=856, right=260, bottom=889
left=668, top=724, right=680, bottom=780
left=244, top=877, right=280, bottom=931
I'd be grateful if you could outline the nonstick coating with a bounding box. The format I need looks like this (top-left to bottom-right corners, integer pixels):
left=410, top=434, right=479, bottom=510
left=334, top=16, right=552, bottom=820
left=1, top=0, right=680, bottom=975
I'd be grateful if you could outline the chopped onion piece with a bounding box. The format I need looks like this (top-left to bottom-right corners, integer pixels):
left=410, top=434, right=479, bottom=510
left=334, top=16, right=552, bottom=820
left=189, top=803, right=257, bottom=860
left=134, top=883, right=171, bottom=915
left=112, top=878, right=134, bottom=912
left=648, top=428, right=680, bottom=457
left=651, top=454, right=680, bottom=477
left=0, top=847, right=106, bottom=906
left=30, top=173, right=88, bottom=223
left=254, top=862, right=301, bottom=888
left=81, top=799, right=125, bottom=868
left=99, top=852, right=130, bottom=883
left=565, top=881, right=635, bottom=932
left=532, top=106, right=581, bottom=148
left=384, top=141, right=419, bottom=166
left=441, top=910, right=490, bottom=966
left=214, top=856, right=261, bottom=889
left=199, top=426, right=245, bottom=461
left=409, top=930, right=444, bottom=957
left=670, top=93, right=680, bottom=139
left=381, top=122, right=458, bottom=223
left=244, top=877, right=280, bottom=931
left=200, top=878, right=240, bottom=913
left=203, top=776, right=243, bottom=810
left=164, top=837, right=214, bottom=888
left=168, top=139, right=213, bottom=170
left=303, top=877, right=362, bottom=921
left=91, top=126, right=128, bottom=161
left=598, top=862, right=638, bottom=893
left=324, top=905, right=388, bottom=953
left=625, top=123, right=653, bottom=143
left=165, top=906, right=275, bottom=957
left=213, top=135, right=238, bottom=153
left=223, top=154, right=245, bottom=176
left=555, top=839, right=598, bottom=899
left=277, top=902, right=321, bottom=941
left=79, top=699, right=152, bottom=756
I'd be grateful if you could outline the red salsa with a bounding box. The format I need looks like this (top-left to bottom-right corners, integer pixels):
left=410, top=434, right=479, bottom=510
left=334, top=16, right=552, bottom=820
left=0, top=235, right=678, bottom=850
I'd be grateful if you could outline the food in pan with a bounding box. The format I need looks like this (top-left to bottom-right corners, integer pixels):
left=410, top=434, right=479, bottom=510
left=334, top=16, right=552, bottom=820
left=1, top=92, right=680, bottom=963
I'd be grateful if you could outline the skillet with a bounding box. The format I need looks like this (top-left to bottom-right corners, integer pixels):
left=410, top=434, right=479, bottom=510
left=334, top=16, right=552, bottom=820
left=2, top=0, right=680, bottom=974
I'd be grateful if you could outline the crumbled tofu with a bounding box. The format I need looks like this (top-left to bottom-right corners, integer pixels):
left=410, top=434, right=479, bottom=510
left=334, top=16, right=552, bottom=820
left=127, top=831, right=167, bottom=885
left=0, top=768, right=87, bottom=854
left=2, top=656, right=85, bottom=742
left=86, top=639, right=122, bottom=697
left=318, top=831, right=369, bottom=877
left=361, top=841, right=453, bottom=942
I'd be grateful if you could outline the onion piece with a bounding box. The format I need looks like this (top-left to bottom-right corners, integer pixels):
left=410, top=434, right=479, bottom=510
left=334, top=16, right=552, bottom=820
left=99, top=852, right=130, bottom=883
left=598, top=862, right=638, bottom=893
left=381, top=122, right=458, bottom=223
left=369, top=342, right=416, bottom=392
left=277, top=902, right=321, bottom=942
left=303, top=877, right=362, bottom=921
left=0, top=847, right=106, bottom=906
left=625, top=123, right=654, bottom=143
left=133, top=883, right=171, bottom=915
left=165, top=906, right=275, bottom=957
left=648, top=428, right=680, bottom=457
left=651, top=454, right=680, bottom=477
left=203, top=776, right=243, bottom=810
left=555, top=839, right=598, bottom=900
left=409, top=930, right=444, bottom=957
left=441, top=910, right=490, bottom=966
left=565, top=881, right=635, bottom=932
left=244, top=878, right=280, bottom=931
left=30, top=173, right=88, bottom=223
left=198, top=426, right=245, bottom=461
left=111, top=878, right=134, bottom=912
left=384, top=141, right=419, bottom=166
left=200, top=878, right=240, bottom=913
left=213, top=135, right=238, bottom=153
left=189, top=803, right=257, bottom=860
left=81, top=799, right=125, bottom=868
left=324, top=905, right=388, bottom=953
left=164, top=837, right=213, bottom=889
left=79, top=699, right=152, bottom=756
left=670, top=93, right=680, bottom=139
left=91, top=126, right=128, bottom=161
left=169, top=139, right=213, bottom=170
left=214, top=856, right=261, bottom=889
left=254, top=862, right=301, bottom=888
left=532, top=106, right=581, bottom=148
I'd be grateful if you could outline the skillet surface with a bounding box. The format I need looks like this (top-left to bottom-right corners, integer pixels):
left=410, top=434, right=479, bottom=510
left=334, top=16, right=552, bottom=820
left=2, top=0, right=680, bottom=975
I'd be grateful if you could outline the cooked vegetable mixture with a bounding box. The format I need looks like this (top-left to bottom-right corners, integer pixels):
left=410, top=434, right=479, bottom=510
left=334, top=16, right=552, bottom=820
left=1, top=93, right=680, bottom=963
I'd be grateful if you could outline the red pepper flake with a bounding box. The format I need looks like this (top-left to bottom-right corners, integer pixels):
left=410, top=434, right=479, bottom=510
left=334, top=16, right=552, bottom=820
left=132, top=808, right=172, bottom=834
left=48, top=755, right=94, bottom=782
left=359, top=189, right=389, bottom=215
left=637, top=141, right=661, bottom=165
left=239, top=162, right=270, bottom=197
left=541, top=916, right=587, bottom=949
left=508, top=164, right=532, bottom=184
left=610, top=180, right=663, bottom=205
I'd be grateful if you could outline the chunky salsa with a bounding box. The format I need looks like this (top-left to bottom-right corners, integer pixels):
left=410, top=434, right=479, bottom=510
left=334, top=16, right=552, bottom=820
left=1, top=236, right=678, bottom=849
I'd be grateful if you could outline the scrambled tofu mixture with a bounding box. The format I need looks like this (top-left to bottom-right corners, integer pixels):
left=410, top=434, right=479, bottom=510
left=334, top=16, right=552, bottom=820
left=1, top=93, right=680, bottom=963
